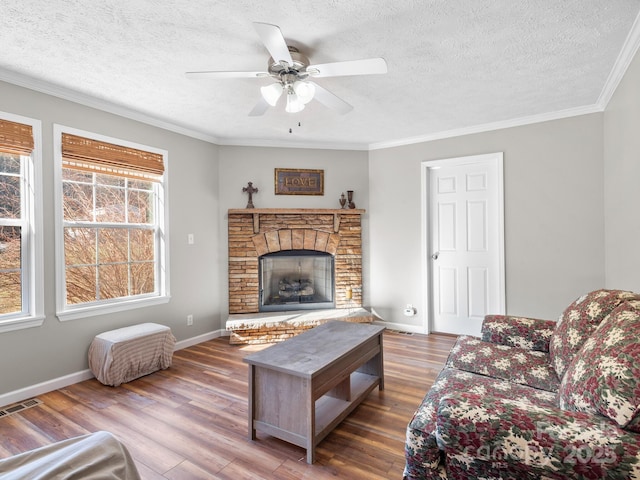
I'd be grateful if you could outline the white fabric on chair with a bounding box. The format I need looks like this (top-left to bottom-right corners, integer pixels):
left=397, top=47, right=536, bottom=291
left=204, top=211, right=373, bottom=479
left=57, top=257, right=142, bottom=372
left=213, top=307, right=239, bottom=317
left=0, top=431, right=141, bottom=479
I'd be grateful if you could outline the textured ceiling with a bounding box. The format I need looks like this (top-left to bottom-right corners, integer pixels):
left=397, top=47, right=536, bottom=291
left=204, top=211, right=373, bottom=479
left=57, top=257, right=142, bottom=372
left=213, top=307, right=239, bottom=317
left=1, top=1, right=640, bottom=150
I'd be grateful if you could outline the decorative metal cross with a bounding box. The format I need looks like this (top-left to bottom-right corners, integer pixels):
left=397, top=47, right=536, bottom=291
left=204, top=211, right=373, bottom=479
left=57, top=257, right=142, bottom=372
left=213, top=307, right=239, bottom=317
left=242, top=182, right=258, bottom=209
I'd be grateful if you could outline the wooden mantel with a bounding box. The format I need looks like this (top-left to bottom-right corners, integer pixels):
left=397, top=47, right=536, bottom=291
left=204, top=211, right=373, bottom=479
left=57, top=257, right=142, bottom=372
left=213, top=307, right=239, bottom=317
left=228, top=208, right=366, bottom=234
left=228, top=209, right=366, bottom=214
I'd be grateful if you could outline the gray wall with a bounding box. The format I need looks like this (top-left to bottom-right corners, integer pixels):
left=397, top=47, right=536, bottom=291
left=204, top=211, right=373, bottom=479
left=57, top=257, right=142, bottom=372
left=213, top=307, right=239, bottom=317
left=0, top=81, right=221, bottom=397
left=368, top=114, right=606, bottom=327
left=604, top=47, right=640, bottom=290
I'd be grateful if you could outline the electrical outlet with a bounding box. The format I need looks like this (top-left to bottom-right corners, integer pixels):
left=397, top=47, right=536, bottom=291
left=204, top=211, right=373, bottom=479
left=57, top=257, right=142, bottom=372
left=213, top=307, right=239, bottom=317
left=403, top=304, right=417, bottom=317
left=187, top=314, right=193, bottom=326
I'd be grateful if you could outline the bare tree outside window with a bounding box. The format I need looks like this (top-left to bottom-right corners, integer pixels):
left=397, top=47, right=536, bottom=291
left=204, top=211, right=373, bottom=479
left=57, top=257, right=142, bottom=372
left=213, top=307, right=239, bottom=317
left=62, top=169, right=157, bottom=305
left=0, top=153, right=22, bottom=314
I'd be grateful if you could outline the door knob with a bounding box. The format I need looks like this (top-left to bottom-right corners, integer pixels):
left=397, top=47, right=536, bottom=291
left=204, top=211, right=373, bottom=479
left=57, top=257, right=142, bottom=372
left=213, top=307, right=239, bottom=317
left=431, top=252, right=439, bottom=260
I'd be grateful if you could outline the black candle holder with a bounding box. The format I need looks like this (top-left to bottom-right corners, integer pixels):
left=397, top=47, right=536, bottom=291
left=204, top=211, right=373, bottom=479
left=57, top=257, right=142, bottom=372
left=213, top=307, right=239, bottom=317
left=347, top=190, right=356, bottom=209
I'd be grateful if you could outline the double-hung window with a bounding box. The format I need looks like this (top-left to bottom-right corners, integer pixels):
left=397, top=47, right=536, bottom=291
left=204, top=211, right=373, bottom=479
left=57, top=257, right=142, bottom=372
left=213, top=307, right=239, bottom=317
left=54, top=126, right=169, bottom=321
left=0, top=114, right=44, bottom=333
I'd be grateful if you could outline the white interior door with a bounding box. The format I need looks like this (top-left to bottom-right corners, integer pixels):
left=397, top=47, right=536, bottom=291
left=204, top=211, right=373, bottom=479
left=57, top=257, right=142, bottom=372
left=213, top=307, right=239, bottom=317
left=424, top=153, right=505, bottom=336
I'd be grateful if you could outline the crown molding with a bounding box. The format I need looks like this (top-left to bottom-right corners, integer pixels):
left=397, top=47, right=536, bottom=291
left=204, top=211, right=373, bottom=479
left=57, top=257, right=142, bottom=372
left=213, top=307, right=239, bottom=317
left=367, top=104, right=603, bottom=151
left=597, top=12, right=640, bottom=109
left=0, top=68, right=221, bottom=145
left=0, top=65, right=614, bottom=153
left=0, top=67, right=368, bottom=151
left=218, top=136, right=367, bottom=151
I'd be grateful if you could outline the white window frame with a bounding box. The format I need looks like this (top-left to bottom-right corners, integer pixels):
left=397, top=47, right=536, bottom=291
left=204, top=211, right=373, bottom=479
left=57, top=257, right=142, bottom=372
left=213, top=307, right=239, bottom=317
left=0, top=111, right=44, bottom=333
left=54, top=125, right=170, bottom=321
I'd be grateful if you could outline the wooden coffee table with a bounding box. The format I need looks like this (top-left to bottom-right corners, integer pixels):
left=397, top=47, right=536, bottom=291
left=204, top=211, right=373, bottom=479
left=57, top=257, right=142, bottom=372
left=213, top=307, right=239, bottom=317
left=243, top=320, right=385, bottom=463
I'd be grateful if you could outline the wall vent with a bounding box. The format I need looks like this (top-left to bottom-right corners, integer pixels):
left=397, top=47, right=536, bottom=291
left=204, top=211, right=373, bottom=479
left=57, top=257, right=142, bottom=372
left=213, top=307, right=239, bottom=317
left=388, top=329, right=414, bottom=335
left=0, top=398, right=42, bottom=418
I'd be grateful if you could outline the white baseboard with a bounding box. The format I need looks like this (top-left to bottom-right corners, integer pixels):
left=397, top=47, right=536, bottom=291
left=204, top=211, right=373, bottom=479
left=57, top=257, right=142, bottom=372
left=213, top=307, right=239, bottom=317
left=174, top=328, right=229, bottom=350
left=0, top=369, right=95, bottom=408
left=0, top=329, right=228, bottom=408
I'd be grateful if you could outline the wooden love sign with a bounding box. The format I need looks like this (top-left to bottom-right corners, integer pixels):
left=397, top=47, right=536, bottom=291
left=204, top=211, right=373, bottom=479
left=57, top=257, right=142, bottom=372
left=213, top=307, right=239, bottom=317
left=274, top=168, right=324, bottom=195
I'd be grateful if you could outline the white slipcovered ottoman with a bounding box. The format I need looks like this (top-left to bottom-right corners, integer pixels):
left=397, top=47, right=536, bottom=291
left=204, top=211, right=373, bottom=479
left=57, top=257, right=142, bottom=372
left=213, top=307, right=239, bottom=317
left=88, top=323, right=175, bottom=386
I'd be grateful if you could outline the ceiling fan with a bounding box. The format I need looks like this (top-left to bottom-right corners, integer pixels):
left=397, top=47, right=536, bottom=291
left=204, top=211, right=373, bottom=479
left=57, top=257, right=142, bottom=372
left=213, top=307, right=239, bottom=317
left=185, top=22, right=388, bottom=116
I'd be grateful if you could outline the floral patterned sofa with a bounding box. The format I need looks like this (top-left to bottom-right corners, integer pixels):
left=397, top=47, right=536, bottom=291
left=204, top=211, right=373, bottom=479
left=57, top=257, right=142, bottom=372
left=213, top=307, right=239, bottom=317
left=404, top=289, right=640, bottom=479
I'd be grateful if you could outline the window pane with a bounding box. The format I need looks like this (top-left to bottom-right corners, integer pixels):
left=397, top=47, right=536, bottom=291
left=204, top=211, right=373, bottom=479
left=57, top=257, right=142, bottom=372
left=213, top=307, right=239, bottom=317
left=96, top=173, right=125, bottom=187
left=64, top=228, right=96, bottom=265
left=96, top=185, right=125, bottom=222
left=128, top=190, right=154, bottom=224
left=62, top=168, right=92, bottom=183
left=98, top=228, right=128, bottom=263
left=98, top=264, right=128, bottom=300
left=131, top=262, right=154, bottom=295
left=130, top=229, right=154, bottom=261
left=0, top=174, right=20, bottom=219
left=66, top=265, right=97, bottom=304
left=63, top=182, right=94, bottom=221
left=0, top=226, right=21, bottom=269
left=0, top=226, right=21, bottom=315
left=0, top=272, right=21, bottom=314
left=129, top=179, right=153, bottom=191
left=0, top=153, right=20, bottom=174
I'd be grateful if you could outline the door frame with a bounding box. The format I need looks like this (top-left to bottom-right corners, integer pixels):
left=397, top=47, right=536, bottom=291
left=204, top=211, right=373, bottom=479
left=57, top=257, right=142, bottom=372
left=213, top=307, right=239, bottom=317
left=420, top=152, right=506, bottom=334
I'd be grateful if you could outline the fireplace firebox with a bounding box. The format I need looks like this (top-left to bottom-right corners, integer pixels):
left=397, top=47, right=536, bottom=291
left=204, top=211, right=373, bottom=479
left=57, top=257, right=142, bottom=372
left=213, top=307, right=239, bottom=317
left=259, top=250, right=335, bottom=312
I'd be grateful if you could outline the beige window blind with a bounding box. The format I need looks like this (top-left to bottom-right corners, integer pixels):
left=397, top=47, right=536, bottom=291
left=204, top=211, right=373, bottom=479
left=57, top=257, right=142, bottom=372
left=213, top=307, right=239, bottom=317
left=0, top=119, right=34, bottom=155
left=61, top=133, right=164, bottom=182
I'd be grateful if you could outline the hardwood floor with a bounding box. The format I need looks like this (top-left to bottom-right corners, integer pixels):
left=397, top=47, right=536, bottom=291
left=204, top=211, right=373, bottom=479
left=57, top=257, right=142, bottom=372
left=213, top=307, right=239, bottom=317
left=0, top=331, right=457, bottom=479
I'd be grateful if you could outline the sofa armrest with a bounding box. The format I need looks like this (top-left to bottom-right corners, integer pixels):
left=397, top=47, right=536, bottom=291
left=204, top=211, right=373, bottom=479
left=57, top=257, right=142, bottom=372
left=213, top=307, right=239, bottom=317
left=481, top=315, right=555, bottom=351
left=436, top=393, right=638, bottom=479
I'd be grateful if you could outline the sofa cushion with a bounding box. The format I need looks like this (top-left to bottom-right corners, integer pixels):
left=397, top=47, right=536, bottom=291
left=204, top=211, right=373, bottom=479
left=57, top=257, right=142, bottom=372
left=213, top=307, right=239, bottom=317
left=481, top=315, right=556, bottom=352
left=549, top=289, right=639, bottom=378
left=404, top=367, right=556, bottom=480
left=557, top=302, right=640, bottom=431
left=437, top=393, right=640, bottom=480
left=446, top=336, right=560, bottom=392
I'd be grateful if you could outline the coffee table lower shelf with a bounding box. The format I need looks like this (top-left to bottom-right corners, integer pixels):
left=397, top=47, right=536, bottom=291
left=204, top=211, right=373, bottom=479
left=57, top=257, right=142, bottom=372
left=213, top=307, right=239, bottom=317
left=315, top=371, right=381, bottom=443
left=252, top=372, right=380, bottom=456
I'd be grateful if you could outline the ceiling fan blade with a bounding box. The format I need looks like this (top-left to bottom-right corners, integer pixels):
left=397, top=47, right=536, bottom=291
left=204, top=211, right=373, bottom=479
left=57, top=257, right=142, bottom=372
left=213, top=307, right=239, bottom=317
left=185, top=70, right=268, bottom=79
left=310, top=82, right=353, bottom=115
left=307, top=58, right=387, bottom=78
left=249, top=97, right=270, bottom=117
left=253, top=22, right=293, bottom=66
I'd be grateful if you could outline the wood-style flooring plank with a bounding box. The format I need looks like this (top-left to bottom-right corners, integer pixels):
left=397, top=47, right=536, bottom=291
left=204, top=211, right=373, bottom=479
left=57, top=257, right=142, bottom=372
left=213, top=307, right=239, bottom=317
left=0, top=330, right=457, bottom=478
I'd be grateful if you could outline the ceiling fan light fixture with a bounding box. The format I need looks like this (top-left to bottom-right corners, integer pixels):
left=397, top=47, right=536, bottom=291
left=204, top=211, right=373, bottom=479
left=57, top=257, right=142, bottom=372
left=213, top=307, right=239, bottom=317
left=260, top=83, right=283, bottom=106
left=293, top=80, right=315, bottom=104
left=187, top=23, right=386, bottom=117
left=285, top=91, right=305, bottom=113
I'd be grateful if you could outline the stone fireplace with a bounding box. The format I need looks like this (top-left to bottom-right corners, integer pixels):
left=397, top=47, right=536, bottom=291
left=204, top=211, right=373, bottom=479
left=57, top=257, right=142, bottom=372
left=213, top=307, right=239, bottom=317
left=227, top=208, right=364, bottom=314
